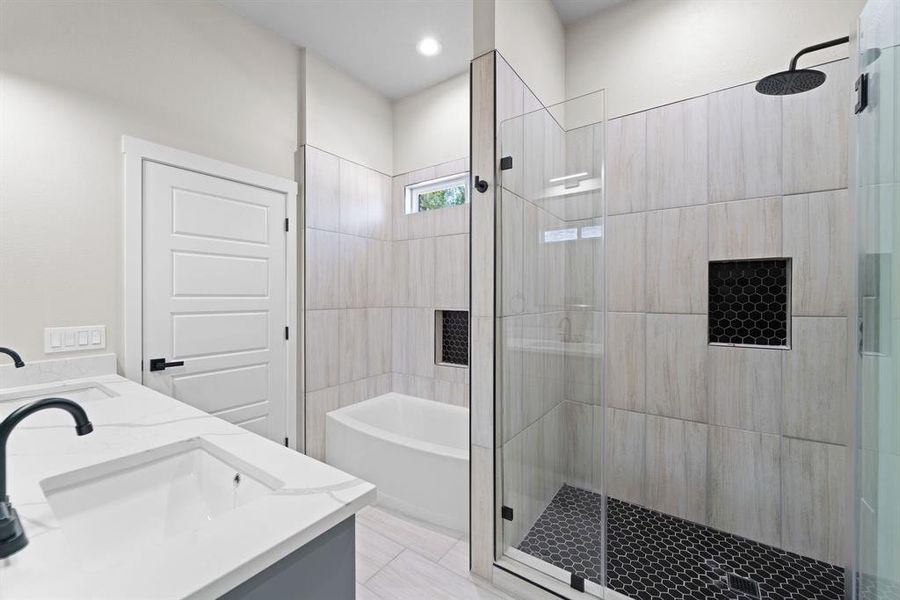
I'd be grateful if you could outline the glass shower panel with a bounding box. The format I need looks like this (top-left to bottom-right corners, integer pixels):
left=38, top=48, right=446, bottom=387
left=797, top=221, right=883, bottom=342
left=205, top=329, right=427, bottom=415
left=497, top=90, right=606, bottom=596
left=856, top=1, right=900, bottom=598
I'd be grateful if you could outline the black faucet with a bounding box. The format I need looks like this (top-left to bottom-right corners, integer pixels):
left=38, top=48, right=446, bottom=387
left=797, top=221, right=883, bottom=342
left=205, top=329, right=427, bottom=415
left=0, top=347, right=24, bottom=369
left=0, top=398, right=93, bottom=559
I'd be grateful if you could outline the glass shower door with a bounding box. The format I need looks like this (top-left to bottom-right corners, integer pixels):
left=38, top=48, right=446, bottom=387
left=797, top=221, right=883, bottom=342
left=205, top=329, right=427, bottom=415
left=496, top=90, right=606, bottom=596
left=855, top=1, right=900, bottom=599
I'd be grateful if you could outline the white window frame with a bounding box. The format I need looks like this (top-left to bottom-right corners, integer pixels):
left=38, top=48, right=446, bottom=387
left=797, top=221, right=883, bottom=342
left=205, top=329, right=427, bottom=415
left=405, top=172, right=469, bottom=214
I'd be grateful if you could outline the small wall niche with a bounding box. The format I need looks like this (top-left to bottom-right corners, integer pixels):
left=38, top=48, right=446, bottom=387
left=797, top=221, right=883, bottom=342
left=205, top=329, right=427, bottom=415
left=708, top=259, right=791, bottom=348
left=435, top=310, right=469, bottom=367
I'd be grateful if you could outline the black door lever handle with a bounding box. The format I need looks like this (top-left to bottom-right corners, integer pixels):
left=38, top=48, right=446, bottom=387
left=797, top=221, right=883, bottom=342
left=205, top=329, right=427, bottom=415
left=149, top=358, right=185, bottom=372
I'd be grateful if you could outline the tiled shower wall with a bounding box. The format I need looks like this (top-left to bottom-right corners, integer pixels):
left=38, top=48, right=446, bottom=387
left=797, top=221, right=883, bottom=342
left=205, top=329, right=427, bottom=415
left=391, top=158, right=470, bottom=406
left=304, top=146, right=470, bottom=461
left=603, top=59, right=852, bottom=565
left=304, top=146, right=393, bottom=460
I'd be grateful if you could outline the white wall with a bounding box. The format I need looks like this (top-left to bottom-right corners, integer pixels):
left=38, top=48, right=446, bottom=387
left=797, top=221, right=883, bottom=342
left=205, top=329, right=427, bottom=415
left=303, top=51, right=394, bottom=175
left=566, top=0, right=864, bottom=119
left=0, top=0, right=299, bottom=362
left=393, top=72, right=469, bottom=175
left=494, top=0, right=566, bottom=107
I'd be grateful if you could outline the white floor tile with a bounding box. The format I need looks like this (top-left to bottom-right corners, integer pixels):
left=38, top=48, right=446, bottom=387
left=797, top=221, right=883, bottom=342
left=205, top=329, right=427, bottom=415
left=357, top=506, right=459, bottom=562
left=437, top=539, right=470, bottom=579
left=356, top=523, right=405, bottom=583
left=366, top=550, right=509, bottom=600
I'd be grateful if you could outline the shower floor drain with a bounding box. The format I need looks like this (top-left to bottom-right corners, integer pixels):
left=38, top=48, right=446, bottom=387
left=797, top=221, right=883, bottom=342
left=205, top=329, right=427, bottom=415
left=516, top=485, right=844, bottom=600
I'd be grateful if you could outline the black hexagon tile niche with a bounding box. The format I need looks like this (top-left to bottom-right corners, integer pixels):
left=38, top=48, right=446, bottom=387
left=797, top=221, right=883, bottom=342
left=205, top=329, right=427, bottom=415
left=708, top=259, right=790, bottom=347
left=516, top=485, right=845, bottom=600
left=439, top=310, right=468, bottom=366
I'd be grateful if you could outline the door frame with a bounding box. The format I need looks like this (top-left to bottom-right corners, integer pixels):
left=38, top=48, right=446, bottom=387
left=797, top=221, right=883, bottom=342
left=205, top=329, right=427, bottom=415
left=122, top=136, right=298, bottom=448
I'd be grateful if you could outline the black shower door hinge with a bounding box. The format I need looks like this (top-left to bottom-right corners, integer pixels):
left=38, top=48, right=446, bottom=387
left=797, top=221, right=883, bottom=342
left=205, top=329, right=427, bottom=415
left=500, top=156, right=513, bottom=171
left=284, top=218, right=290, bottom=232
left=285, top=326, right=289, bottom=340
left=855, top=72, right=869, bottom=114
left=501, top=506, right=514, bottom=521
left=284, top=437, right=289, bottom=447
left=570, top=574, right=585, bottom=592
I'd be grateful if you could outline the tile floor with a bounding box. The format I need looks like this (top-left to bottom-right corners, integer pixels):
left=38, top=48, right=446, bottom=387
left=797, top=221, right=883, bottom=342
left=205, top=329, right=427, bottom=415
left=354, top=506, right=515, bottom=600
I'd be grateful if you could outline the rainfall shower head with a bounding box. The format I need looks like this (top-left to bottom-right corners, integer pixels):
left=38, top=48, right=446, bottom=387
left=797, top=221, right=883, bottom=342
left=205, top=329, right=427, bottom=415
left=756, top=36, right=849, bottom=96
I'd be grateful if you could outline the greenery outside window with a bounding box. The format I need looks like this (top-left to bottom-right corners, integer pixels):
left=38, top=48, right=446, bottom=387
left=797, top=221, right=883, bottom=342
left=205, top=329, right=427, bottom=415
left=405, top=173, right=468, bottom=214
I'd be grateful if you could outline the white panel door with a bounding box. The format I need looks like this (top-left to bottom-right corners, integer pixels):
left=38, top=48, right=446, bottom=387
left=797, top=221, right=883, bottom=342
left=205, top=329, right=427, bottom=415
left=142, top=161, right=287, bottom=444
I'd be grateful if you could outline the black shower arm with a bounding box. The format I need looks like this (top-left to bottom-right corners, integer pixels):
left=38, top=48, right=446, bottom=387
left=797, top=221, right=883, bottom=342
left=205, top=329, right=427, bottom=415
left=788, top=36, right=850, bottom=71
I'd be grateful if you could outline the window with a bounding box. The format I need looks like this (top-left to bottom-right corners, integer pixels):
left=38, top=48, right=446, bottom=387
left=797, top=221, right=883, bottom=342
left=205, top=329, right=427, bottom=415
left=405, top=173, right=468, bottom=214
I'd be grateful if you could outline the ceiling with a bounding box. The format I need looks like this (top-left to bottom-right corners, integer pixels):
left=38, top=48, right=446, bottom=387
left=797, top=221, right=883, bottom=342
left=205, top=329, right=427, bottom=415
left=550, top=0, right=628, bottom=25
left=222, top=0, right=472, bottom=100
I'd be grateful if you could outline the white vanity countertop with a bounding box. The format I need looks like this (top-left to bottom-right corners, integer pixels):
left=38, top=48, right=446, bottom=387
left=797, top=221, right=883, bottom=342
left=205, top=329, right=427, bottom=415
left=0, top=361, right=375, bottom=599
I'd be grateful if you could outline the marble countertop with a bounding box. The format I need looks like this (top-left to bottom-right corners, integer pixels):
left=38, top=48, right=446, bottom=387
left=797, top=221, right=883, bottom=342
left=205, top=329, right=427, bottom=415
left=0, top=355, right=375, bottom=599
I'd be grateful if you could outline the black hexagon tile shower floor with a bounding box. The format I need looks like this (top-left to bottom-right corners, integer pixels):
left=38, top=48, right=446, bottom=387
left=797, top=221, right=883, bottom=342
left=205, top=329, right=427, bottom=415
left=516, top=485, right=845, bottom=600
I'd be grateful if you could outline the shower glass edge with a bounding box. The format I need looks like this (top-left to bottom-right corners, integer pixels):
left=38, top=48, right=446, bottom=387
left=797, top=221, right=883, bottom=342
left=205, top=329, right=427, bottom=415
left=496, top=88, right=608, bottom=599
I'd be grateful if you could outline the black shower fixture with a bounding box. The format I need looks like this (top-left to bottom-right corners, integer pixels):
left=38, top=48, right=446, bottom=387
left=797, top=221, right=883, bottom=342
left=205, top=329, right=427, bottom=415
left=756, top=36, right=849, bottom=96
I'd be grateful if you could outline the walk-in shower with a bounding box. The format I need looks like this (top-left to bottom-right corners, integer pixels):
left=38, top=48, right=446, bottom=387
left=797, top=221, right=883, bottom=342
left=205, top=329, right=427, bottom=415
left=492, top=24, right=896, bottom=596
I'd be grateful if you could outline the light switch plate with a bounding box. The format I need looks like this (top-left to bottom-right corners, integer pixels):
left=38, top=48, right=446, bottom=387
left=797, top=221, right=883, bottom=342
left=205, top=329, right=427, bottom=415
left=44, top=325, right=106, bottom=353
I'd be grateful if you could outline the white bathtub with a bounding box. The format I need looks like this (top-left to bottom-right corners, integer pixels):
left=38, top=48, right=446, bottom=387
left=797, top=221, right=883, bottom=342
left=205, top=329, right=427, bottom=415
left=326, top=393, right=469, bottom=533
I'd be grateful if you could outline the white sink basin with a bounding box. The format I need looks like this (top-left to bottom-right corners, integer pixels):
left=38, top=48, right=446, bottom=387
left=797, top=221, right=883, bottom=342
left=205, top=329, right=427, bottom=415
left=0, top=382, right=117, bottom=405
left=40, top=437, right=284, bottom=566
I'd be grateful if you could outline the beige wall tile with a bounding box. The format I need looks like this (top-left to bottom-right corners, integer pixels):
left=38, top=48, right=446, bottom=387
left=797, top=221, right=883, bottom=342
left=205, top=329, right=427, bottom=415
left=783, top=189, right=851, bottom=317
left=340, top=234, right=368, bottom=308
left=392, top=240, right=410, bottom=307
left=306, top=146, right=340, bottom=231
left=783, top=317, right=849, bottom=445
left=605, top=312, right=645, bottom=412
left=606, top=112, right=647, bottom=215
left=340, top=159, right=369, bottom=237
left=339, top=308, right=368, bottom=383
left=305, top=309, right=340, bottom=392
left=646, top=96, right=708, bottom=210
left=366, top=238, right=392, bottom=308
left=607, top=212, right=646, bottom=312
left=646, top=314, right=708, bottom=422
left=435, top=234, right=469, bottom=310
left=391, top=308, right=411, bottom=375
left=500, top=190, right=525, bottom=316
left=708, top=426, right=781, bottom=547
left=646, top=205, right=708, bottom=314
left=369, top=170, right=392, bottom=241
left=644, top=415, right=708, bottom=523
left=604, top=408, right=645, bottom=506
left=305, top=228, right=340, bottom=309
left=471, top=315, right=494, bottom=448
left=408, top=238, right=435, bottom=308
left=366, top=308, right=391, bottom=377
left=708, top=83, right=782, bottom=203
left=392, top=173, right=410, bottom=241
left=783, top=60, right=849, bottom=195
left=708, top=196, right=782, bottom=260
left=470, top=444, right=494, bottom=578
left=708, top=345, right=781, bottom=434
left=306, top=386, right=339, bottom=460
left=781, top=437, right=846, bottom=564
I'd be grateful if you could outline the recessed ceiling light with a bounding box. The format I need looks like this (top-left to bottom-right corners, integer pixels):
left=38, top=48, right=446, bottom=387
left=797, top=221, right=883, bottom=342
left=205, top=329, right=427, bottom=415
left=417, top=37, right=442, bottom=57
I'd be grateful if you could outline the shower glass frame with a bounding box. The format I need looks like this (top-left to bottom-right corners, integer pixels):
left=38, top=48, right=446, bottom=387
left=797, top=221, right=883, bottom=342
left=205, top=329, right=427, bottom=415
left=494, top=88, right=608, bottom=598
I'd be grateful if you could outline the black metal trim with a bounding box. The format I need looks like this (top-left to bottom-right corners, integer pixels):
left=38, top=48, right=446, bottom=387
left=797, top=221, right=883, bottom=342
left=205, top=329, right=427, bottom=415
left=855, top=72, right=869, bottom=114
left=570, top=574, right=585, bottom=593
left=492, top=563, right=570, bottom=600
